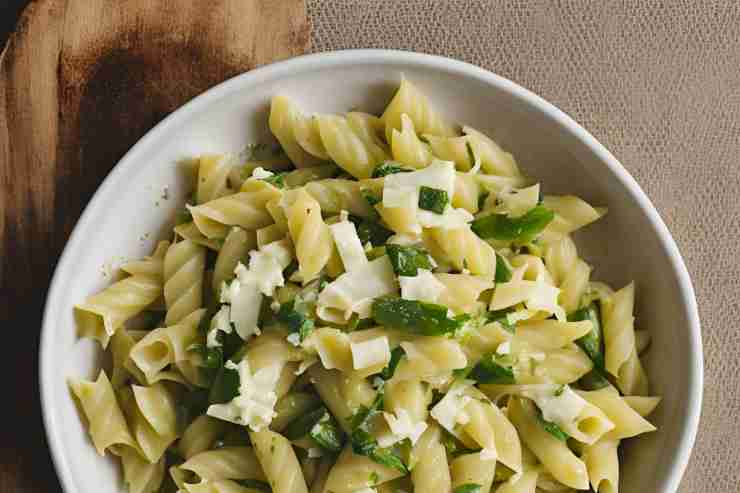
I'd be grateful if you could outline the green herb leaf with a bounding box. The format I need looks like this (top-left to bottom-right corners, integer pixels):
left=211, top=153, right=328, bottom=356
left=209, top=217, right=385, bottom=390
left=536, top=411, right=569, bottom=442
left=350, top=216, right=394, bottom=247
left=372, top=297, right=467, bottom=336
left=362, top=189, right=382, bottom=207
left=176, top=389, right=210, bottom=431
left=453, top=484, right=482, bottom=493
left=578, top=367, right=611, bottom=390
left=208, top=365, right=240, bottom=404
left=494, top=253, right=512, bottom=283
left=309, top=411, right=345, bottom=453
left=469, top=354, right=515, bottom=384
left=235, top=479, right=272, bottom=492
left=418, top=186, right=449, bottom=214
left=380, top=346, right=405, bottom=380
left=347, top=314, right=374, bottom=332
left=477, top=191, right=490, bottom=211
left=175, top=208, right=192, bottom=225
left=284, top=407, right=327, bottom=440
left=262, top=172, right=286, bottom=189
left=276, top=300, right=315, bottom=341
left=187, top=343, right=224, bottom=369
left=568, top=302, right=605, bottom=369
left=485, top=307, right=516, bottom=333
left=470, top=205, right=555, bottom=243
left=386, top=244, right=434, bottom=276
left=372, top=161, right=411, bottom=178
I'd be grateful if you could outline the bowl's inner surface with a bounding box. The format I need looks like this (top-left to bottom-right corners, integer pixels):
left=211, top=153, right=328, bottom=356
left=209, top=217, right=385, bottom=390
left=43, top=55, right=698, bottom=493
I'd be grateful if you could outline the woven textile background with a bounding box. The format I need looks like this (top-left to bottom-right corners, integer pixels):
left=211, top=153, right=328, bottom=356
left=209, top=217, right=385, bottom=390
left=307, top=1, right=740, bottom=492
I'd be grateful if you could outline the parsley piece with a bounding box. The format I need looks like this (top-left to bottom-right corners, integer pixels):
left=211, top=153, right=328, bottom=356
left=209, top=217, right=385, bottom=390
left=568, top=302, right=604, bottom=369
left=418, top=186, right=449, bottom=214
left=262, top=172, right=286, bottom=188
left=187, top=344, right=224, bottom=369
left=276, top=300, right=315, bottom=341
left=386, top=244, right=434, bottom=276
left=470, top=205, right=554, bottom=243
left=362, top=189, right=382, bottom=206
left=494, top=253, right=512, bottom=283
left=350, top=215, right=393, bottom=247
left=536, top=410, right=569, bottom=442
left=372, top=297, right=467, bottom=336
left=372, top=161, right=411, bottom=178
left=380, top=346, right=405, bottom=380
left=485, top=307, right=516, bottom=333
left=208, top=364, right=240, bottom=404
left=235, top=479, right=272, bottom=492
left=453, top=485, right=482, bottom=493
left=469, top=354, right=515, bottom=384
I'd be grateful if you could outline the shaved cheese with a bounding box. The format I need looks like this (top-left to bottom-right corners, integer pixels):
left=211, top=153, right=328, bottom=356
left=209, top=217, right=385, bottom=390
left=317, top=256, right=398, bottom=322
left=350, top=336, right=390, bottom=370
left=229, top=279, right=262, bottom=339
left=329, top=219, right=368, bottom=272
left=430, top=380, right=474, bottom=436
left=498, top=184, right=541, bottom=218
left=380, top=409, right=428, bottom=446
left=251, top=167, right=274, bottom=179
left=491, top=280, right=566, bottom=321
left=417, top=206, right=473, bottom=230
left=383, top=160, right=456, bottom=203
left=207, top=305, right=232, bottom=348
left=480, top=448, right=497, bottom=461
left=399, top=269, right=446, bottom=303
left=523, top=385, right=587, bottom=428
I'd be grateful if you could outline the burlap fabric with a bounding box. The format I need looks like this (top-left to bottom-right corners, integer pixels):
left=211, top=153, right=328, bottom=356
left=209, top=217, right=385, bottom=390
left=308, top=1, right=740, bottom=491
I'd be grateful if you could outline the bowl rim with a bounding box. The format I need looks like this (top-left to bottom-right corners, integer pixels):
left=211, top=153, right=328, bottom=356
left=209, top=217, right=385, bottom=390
left=39, top=49, right=703, bottom=493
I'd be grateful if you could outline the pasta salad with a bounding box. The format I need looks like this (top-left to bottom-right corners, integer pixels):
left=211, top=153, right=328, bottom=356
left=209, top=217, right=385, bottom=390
left=71, top=78, right=659, bottom=493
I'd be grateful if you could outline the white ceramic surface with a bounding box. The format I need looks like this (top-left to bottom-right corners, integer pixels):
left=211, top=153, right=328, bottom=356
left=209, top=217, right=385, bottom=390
left=40, top=50, right=702, bottom=493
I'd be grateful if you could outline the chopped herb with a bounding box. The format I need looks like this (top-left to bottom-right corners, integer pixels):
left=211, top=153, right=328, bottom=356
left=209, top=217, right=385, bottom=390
left=197, top=313, right=212, bottom=334
left=369, top=471, right=380, bottom=485
left=276, top=300, right=315, bottom=341
left=208, top=364, right=240, bottom=404
left=578, top=368, right=611, bottom=390
left=494, top=253, right=512, bottom=283
left=187, top=343, right=224, bottom=369
left=362, top=189, right=382, bottom=207
left=441, top=430, right=479, bottom=458
left=262, top=172, right=286, bottom=188
left=310, top=411, right=344, bottom=453
left=536, top=410, right=569, bottom=442
left=372, top=161, right=411, bottom=178
left=283, top=260, right=299, bottom=278
left=175, top=208, right=192, bottom=225
left=469, top=354, right=515, bottom=384
left=419, top=135, right=430, bottom=144
left=347, top=314, right=374, bottom=332
left=176, top=388, right=210, bottom=431
left=318, top=276, right=330, bottom=292
left=470, top=205, right=555, bottom=243
left=452, top=366, right=473, bottom=379
left=568, top=302, right=605, bottom=369
left=350, top=215, right=394, bottom=246
left=372, top=297, right=468, bottom=336
left=554, top=385, right=565, bottom=397
left=453, top=485, right=482, bottom=493
left=386, top=244, right=434, bottom=276
left=365, top=245, right=387, bottom=260
left=418, top=186, right=449, bottom=214
left=235, top=479, right=272, bottom=492
left=380, top=346, right=405, bottom=380
left=477, top=191, right=490, bottom=211
left=485, top=307, right=516, bottom=333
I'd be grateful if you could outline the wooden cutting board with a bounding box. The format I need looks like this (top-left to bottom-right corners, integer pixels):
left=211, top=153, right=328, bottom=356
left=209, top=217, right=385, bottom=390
left=0, top=1, right=309, bottom=490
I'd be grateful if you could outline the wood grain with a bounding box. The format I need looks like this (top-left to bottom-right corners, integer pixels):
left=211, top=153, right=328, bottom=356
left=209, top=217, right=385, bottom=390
left=0, top=1, right=309, bottom=490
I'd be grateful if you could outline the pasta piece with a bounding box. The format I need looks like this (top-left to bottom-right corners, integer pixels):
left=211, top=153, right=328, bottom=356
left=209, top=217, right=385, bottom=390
left=460, top=398, right=498, bottom=452
left=463, top=126, right=521, bottom=177
left=304, top=179, right=375, bottom=217
left=271, top=392, right=321, bottom=433
left=376, top=201, right=421, bottom=235
left=384, top=377, right=431, bottom=423
left=181, top=446, right=266, bottom=481
left=212, top=227, right=255, bottom=293
left=189, top=180, right=282, bottom=239
left=131, top=383, right=179, bottom=437
left=308, top=366, right=375, bottom=433
left=381, top=78, right=457, bottom=141
left=582, top=438, right=619, bottom=493
left=544, top=235, right=591, bottom=313
left=179, top=415, right=232, bottom=460
left=514, top=320, right=593, bottom=350
left=391, top=114, right=433, bottom=168
left=75, top=242, right=168, bottom=347
left=635, top=329, right=651, bottom=355
left=427, top=226, right=497, bottom=276
left=68, top=371, right=137, bottom=455
left=164, top=239, right=206, bottom=326
left=285, top=163, right=338, bottom=188
left=197, top=154, right=234, bottom=204
left=118, top=386, right=177, bottom=463
left=450, top=451, right=497, bottom=493
left=453, top=171, right=481, bottom=213
left=118, top=446, right=165, bottom=493
left=542, top=195, right=605, bottom=237
left=410, top=424, right=452, bottom=493
left=507, top=397, right=589, bottom=490
left=435, top=273, right=493, bottom=314
left=602, top=283, right=648, bottom=395
left=269, top=95, right=325, bottom=167
left=576, top=387, right=656, bottom=440
left=513, top=344, right=594, bottom=385
left=309, top=457, right=332, bottom=493
left=183, top=479, right=261, bottom=493
left=623, top=395, right=662, bottom=417
left=323, top=445, right=405, bottom=493
left=284, top=189, right=333, bottom=283
left=110, top=327, right=142, bottom=388
left=426, top=134, right=475, bottom=171
left=249, top=429, right=308, bottom=493
left=394, top=337, right=468, bottom=382
left=461, top=321, right=512, bottom=362
left=174, top=222, right=223, bottom=251
left=317, top=113, right=388, bottom=179
left=245, top=331, right=303, bottom=398
left=495, top=470, right=539, bottom=493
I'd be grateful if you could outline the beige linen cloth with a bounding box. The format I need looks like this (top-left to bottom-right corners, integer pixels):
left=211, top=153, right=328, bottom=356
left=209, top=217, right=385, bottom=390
left=308, top=1, right=740, bottom=491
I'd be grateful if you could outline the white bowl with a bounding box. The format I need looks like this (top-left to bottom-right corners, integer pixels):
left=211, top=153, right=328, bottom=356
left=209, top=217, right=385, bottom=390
left=40, top=50, right=702, bottom=493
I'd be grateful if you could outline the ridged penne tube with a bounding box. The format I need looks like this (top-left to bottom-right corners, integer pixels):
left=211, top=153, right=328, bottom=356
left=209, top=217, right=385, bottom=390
left=304, top=179, right=376, bottom=217
left=284, top=188, right=333, bottom=283
left=544, top=235, right=591, bottom=312
left=68, top=371, right=137, bottom=455
left=394, top=337, right=468, bottom=382
left=324, top=445, right=405, bottom=492
left=384, top=378, right=431, bottom=423
left=249, top=429, right=308, bottom=493
left=460, top=399, right=498, bottom=452
left=425, top=134, right=475, bottom=171
left=623, top=395, right=661, bottom=417
left=131, top=383, right=179, bottom=437
left=435, top=273, right=493, bottom=314
left=381, top=78, right=457, bottom=142
left=110, top=328, right=142, bottom=388
left=118, top=386, right=177, bottom=463
left=507, top=397, right=589, bottom=490
left=118, top=446, right=165, bottom=493
left=450, top=451, right=497, bottom=493
left=75, top=242, right=168, bottom=347
left=514, top=345, right=593, bottom=385
left=163, top=239, right=205, bottom=326
left=271, top=392, right=322, bottom=433
left=196, top=154, right=234, bottom=204
left=317, top=114, right=387, bottom=179
left=576, top=387, right=656, bottom=440
left=461, top=321, right=512, bottom=361
left=410, top=424, right=452, bottom=493
left=635, top=329, right=651, bottom=354
left=212, top=227, right=255, bottom=293
left=189, top=180, right=282, bottom=239
left=543, top=195, right=606, bottom=236
left=269, top=95, right=325, bottom=167
left=179, top=415, right=231, bottom=460
left=391, top=113, right=433, bottom=168
left=463, top=126, right=521, bottom=177
left=427, top=226, right=497, bottom=276
left=174, top=222, right=223, bottom=251
left=495, top=469, right=539, bottom=493
left=453, top=171, right=481, bottom=213
left=181, top=447, right=266, bottom=481
left=582, top=438, right=619, bottom=493
left=308, top=366, right=375, bottom=433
